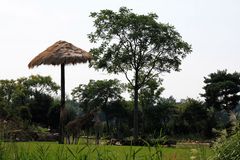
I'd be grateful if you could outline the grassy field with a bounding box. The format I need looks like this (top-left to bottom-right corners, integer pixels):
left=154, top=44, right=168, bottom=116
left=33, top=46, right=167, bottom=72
left=0, top=141, right=213, bottom=160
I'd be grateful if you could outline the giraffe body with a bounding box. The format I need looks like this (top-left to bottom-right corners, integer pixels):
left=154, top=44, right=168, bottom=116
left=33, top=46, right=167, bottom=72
left=65, top=111, right=95, bottom=144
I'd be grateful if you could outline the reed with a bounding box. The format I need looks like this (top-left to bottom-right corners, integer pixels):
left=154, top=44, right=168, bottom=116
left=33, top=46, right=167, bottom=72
left=0, top=141, right=211, bottom=160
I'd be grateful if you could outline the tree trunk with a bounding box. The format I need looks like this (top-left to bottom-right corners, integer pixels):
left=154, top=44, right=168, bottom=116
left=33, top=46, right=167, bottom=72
left=59, top=64, right=65, bottom=144
left=133, top=71, right=139, bottom=140
left=105, top=114, right=110, bottom=136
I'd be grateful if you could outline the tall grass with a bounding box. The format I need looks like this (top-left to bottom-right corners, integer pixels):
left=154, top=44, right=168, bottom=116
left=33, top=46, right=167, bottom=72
left=0, top=141, right=211, bottom=160
left=210, top=131, right=240, bottom=160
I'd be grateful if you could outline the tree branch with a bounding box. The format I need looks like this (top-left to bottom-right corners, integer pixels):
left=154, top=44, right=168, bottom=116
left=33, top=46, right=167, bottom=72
left=138, top=50, right=164, bottom=88
left=115, top=31, right=135, bottom=71
left=119, top=31, right=136, bottom=69
left=118, top=65, right=134, bottom=87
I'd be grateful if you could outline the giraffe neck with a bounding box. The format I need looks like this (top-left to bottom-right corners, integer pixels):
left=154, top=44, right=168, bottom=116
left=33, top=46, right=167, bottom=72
left=77, top=112, right=93, bottom=126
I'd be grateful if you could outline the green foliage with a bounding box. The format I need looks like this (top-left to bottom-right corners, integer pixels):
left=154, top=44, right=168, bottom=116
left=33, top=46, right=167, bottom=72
left=202, top=70, right=240, bottom=111
left=0, top=75, right=60, bottom=129
left=29, top=92, right=54, bottom=126
left=89, top=6, right=191, bottom=138
left=189, top=147, right=208, bottom=160
left=177, top=99, right=210, bottom=136
left=105, top=100, right=131, bottom=138
left=25, top=75, right=59, bottom=95
left=211, top=131, right=240, bottom=160
left=35, top=144, right=50, bottom=160
left=143, top=97, right=213, bottom=137
left=0, top=142, right=212, bottom=160
left=0, top=75, right=59, bottom=109
left=89, top=7, right=191, bottom=77
left=71, top=79, right=124, bottom=111
left=202, top=70, right=240, bottom=135
left=47, top=100, right=60, bottom=130
left=211, top=128, right=228, bottom=147
left=139, top=76, right=164, bottom=109
left=72, top=79, right=129, bottom=138
left=0, top=79, right=18, bottom=116
left=88, top=6, right=191, bottom=90
left=144, top=97, right=177, bottom=135
left=0, top=80, right=16, bottom=106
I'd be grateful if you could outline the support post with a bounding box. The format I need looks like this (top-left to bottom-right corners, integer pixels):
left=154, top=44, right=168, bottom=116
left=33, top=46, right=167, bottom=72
left=59, top=64, right=65, bottom=144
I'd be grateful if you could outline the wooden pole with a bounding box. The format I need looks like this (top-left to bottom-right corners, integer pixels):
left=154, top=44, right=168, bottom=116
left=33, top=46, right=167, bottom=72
left=59, top=64, right=65, bottom=144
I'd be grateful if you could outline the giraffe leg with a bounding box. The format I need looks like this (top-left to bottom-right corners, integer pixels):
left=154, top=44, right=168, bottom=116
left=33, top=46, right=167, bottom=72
left=72, top=134, right=75, bottom=144
left=74, top=133, right=79, bottom=144
left=66, top=134, right=70, bottom=144
left=75, top=138, right=78, bottom=144
left=86, top=132, right=89, bottom=145
left=83, top=130, right=88, bottom=144
left=96, top=131, right=100, bottom=145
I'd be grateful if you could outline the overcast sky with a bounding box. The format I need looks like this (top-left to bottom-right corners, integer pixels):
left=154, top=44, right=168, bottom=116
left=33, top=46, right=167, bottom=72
left=0, top=0, right=239, bottom=101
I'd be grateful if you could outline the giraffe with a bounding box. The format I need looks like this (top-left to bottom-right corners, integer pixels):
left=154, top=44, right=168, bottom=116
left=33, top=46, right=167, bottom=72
left=64, top=110, right=95, bottom=144
left=93, top=111, right=106, bottom=145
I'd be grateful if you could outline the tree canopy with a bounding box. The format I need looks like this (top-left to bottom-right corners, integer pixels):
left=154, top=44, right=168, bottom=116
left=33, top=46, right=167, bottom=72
left=71, top=79, right=124, bottom=111
left=202, top=70, right=240, bottom=112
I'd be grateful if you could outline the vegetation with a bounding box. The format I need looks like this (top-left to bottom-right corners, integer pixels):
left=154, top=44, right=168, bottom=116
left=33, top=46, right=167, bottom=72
left=0, top=141, right=212, bottom=160
left=202, top=70, right=240, bottom=135
left=1, top=6, right=240, bottom=160
left=0, top=73, right=237, bottom=160
left=71, top=79, right=124, bottom=112
left=1, top=72, right=239, bottom=142
left=0, top=75, right=59, bottom=128
left=88, top=7, right=192, bottom=138
left=211, top=131, right=240, bottom=160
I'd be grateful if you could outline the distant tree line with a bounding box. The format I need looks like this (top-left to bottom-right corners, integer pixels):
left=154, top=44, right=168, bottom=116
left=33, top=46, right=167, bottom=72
left=0, top=69, right=239, bottom=140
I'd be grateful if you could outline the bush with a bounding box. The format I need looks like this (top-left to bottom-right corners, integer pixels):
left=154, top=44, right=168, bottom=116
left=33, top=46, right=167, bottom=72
left=211, top=131, right=240, bottom=160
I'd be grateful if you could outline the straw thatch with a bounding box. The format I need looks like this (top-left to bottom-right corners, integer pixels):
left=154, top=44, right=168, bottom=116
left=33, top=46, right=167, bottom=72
left=28, top=40, right=92, bottom=68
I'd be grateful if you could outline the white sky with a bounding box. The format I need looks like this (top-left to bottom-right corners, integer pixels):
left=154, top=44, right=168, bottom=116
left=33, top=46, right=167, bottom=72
left=0, top=0, right=240, bottom=101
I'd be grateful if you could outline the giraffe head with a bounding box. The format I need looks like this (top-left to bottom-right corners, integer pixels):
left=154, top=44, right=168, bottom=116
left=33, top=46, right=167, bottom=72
left=89, top=107, right=100, bottom=115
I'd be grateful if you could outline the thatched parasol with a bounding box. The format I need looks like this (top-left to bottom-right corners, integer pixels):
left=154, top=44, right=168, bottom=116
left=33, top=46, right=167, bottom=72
left=28, top=40, right=92, bottom=144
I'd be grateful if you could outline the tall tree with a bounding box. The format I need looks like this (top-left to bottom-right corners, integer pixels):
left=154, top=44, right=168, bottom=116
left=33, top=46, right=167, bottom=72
left=88, top=7, right=192, bottom=138
left=202, top=70, right=240, bottom=134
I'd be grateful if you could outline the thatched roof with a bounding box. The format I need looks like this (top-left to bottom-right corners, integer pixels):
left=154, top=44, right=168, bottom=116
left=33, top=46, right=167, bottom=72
left=28, top=40, right=92, bottom=68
